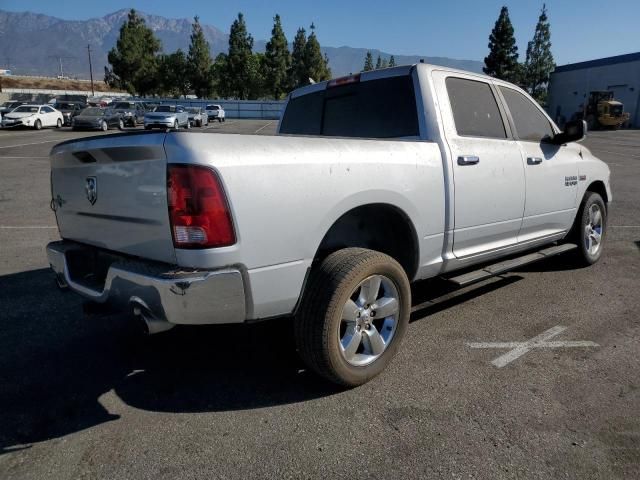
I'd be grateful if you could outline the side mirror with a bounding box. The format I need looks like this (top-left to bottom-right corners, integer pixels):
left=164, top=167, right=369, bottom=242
left=552, top=120, right=586, bottom=145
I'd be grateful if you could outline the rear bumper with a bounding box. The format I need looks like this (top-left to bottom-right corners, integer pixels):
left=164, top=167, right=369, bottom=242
left=46, top=241, right=247, bottom=325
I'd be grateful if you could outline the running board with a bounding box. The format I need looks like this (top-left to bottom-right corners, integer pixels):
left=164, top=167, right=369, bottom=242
left=444, top=243, right=578, bottom=287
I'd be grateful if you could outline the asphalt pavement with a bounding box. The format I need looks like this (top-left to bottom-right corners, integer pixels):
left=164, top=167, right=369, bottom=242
left=0, top=122, right=638, bottom=479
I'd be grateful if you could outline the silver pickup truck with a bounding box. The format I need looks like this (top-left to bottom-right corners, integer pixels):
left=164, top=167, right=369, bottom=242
left=47, top=64, right=611, bottom=386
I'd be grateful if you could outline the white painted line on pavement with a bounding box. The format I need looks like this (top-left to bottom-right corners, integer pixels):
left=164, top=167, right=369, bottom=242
left=0, top=139, right=60, bottom=149
left=0, top=226, right=57, bottom=229
left=254, top=121, right=274, bottom=134
left=466, top=325, right=599, bottom=368
left=0, top=156, right=48, bottom=159
left=590, top=149, right=640, bottom=159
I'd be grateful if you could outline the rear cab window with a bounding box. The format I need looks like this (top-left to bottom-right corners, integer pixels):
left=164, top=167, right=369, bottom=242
left=279, top=74, right=420, bottom=139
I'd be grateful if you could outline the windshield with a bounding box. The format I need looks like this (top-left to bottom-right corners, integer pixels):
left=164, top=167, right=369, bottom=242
left=54, top=103, right=76, bottom=110
left=154, top=105, right=175, bottom=113
left=610, top=104, right=623, bottom=115
left=113, top=102, right=134, bottom=109
left=187, top=108, right=200, bottom=113
left=14, top=106, right=39, bottom=113
left=80, top=107, right=104, bottom=116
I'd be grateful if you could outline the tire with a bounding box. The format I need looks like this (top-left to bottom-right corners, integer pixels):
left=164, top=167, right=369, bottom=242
left=196, top=120, right=201, bottom=128
left=222, top=117, right=226, bottom=122
left=218, top=118, right=223, bottom=123
left=101, top=121, right=108, bottom=131
left=118, top=119, right=124, bottom=130
left=56, top=118, right=62, bottom=128
left=570, top=191, right=607, bottom=266
left=185, top=120, right=191, bottom=129
left=34, top=119, right=42, bottom=130
left=295, top=248, right=411, bottom=387
left=173, top=120, right=179, bottom=130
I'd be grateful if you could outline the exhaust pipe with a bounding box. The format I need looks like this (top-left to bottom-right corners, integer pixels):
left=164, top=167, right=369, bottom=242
left=130, top=297, right=175, bottom=335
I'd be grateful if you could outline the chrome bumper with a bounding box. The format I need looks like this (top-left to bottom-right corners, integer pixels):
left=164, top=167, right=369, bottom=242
left=47, top=241, right=246, bottom=325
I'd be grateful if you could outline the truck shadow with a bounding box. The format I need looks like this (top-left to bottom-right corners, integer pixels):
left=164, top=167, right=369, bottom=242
left=0, top=260, right=552, bottom=452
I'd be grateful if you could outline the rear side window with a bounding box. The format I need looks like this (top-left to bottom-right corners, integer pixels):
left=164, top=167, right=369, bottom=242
left=499, top=87, right=554, bottom=142
left=280, top=75, right=419, bottom=138
left=446, top=77, right=506, bottom=139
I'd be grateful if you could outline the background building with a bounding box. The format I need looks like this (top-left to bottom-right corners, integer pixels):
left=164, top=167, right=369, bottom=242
left=547, top=52, right=640, bottom=128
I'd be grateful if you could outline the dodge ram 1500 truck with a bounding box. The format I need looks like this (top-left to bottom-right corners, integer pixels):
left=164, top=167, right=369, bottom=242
left=47, top=64, right=611, bottom=386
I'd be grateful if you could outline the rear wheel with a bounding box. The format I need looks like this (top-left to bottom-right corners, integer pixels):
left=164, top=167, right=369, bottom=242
left=571, top=192, right=607, bottom=266
left=118, top=119, right=124, bottom=130
left=296, top=248, right=411, bottom=386
left=101, top=121, right=108, bottom=131
left=173, top=120, right=179, bottom=130
left=56, top=118, right=62, bottom=128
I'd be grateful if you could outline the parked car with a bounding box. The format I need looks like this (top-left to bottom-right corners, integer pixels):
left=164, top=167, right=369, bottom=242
left=187, top=107, right=209, bottom=127
left=2, top=104, right=63, bottom=129
left=53, top=102, right=87, bottom=126
left=47, top=63, right=611, bottom=386
left=205, top=104, right=225, bottom=122
left=144, top=105, right=190, bottom=130
left=0, top=101, right=24, bottom=116
left=111, top=101, right=149, bottom=127
left=71, top=107, right=125, bottom=131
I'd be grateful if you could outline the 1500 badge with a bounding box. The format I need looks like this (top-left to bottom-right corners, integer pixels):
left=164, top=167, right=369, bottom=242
left=565, top=175, right=578, bottom=186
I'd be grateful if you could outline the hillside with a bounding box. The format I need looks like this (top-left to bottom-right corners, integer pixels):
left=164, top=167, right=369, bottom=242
left=0, top=9, right=484, bottom=79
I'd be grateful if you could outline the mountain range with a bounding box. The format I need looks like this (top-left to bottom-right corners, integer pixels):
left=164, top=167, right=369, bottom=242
left=0, top=9, right=483, bottom=80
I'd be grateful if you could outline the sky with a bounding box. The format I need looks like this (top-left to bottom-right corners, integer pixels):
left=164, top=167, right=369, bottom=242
left=2, top=0, right=639, bottom=65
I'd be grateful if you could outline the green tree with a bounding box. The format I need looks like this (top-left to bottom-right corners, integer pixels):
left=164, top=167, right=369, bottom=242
left=106, top=9, right=162, bottom=95
left=225, top=13, right=254, bottom=99
left=375, top=55, right=382, bottom=70
left=264, top=14, right=291, bottom=99
left=211, top=53, right=230, bottom=98
left=388, top=55, right=396, bottom=67
left=289, top=27, right=307, bottom=89
left=363, top=51, right=374, bottom=71
left=187, top=16, right=213, bottom=98
left=303, top=23, right=331, bottom=83
left=248, top=52, right=268, bottom=99
left=523, top=4, right=555, bottom=104
left=483, top=6, right=520, bottom=83
left=158, top=49, right=190, bottom=98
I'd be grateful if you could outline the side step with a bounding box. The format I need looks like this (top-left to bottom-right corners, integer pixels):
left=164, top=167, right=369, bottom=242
left=445, top=243, right=577, bottom=287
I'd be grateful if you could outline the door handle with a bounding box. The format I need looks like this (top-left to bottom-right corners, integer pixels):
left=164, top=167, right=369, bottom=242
left=527, top=157, right=543, bottom=165
left=457, top=155, right=480, bottom=166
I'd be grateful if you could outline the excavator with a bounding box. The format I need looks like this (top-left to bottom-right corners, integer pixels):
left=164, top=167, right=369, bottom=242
left=574, top=91, right=630, bottom=130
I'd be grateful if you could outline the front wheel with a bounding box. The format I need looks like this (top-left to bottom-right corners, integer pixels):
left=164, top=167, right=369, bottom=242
left=34, top=119, right=42, bottom=130
left=173, top=120, right=179, bottom=130
left=295, top=248, right=411, bottom=387
left=571, top=191, right=607, bottom=266
left=118, top=119, right=124, bottom=130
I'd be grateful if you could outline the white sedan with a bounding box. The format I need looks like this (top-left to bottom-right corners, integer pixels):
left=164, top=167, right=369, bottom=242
left=1, top=104, right=64, bottom=130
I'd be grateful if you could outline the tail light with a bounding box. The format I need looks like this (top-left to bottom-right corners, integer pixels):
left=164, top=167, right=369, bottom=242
left=167, top=165, right=236, bottom=248
left=327, top=74, right=360, bottom=89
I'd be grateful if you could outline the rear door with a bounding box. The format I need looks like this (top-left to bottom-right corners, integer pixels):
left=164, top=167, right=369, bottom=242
left=434, top=72, right=525, bottom=258
left=497, top=86, right=578, bottom=242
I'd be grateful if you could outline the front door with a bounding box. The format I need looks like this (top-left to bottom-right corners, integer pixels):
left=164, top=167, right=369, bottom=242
left=497, top=86, right=578, bottom=242
left=435, top=73, right=526, bottom=258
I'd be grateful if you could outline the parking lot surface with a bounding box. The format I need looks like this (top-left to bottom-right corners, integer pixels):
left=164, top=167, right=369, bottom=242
left=0, top=122, right=638, bottom=479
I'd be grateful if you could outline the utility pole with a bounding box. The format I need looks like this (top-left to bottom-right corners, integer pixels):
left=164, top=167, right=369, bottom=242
left=87, top=44, right=95, bottom=96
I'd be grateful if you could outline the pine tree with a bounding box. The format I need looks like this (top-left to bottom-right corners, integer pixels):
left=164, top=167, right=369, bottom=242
left=187, top=16, right=213, bottom=98
left=483, top=6, right=520, bottom=83
left=375, top=55, right=382, bottom=70
left=158, top=49, right=190, bottom=98
left=264, top=14, right=291, bottom=99
left=303, top=23, right=330, bottom=84
left=363, top=51, right=374, bottom=72
left=211, top=53, right=229, bottom=98
left=289, top=27, right=307, bottom=89
left=381, top=58, right=388, bottom=69
left=388, top=55, right=396, bottom=67
left=225, top=13, right=255, bottom=99
left=523, top=4, right=555, bottom=104
left=107, top=9, right=162, bottom=95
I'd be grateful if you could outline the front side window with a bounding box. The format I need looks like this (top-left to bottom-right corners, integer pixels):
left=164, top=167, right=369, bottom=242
left=446, top=77, right=506, bottom=139
left=499, top=87, right=554, bottom=142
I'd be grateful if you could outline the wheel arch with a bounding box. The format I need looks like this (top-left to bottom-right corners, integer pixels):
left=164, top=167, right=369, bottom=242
left=312, top=203, right=420, bottom=280
left=586, top=180, right=609, bottom=205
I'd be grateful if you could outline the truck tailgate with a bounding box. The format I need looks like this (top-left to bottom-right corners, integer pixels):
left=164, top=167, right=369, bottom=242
left=50, top=132, right=176, bottom=264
